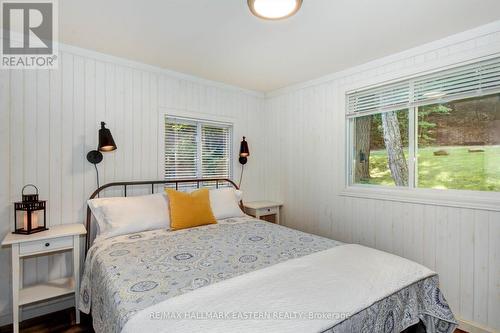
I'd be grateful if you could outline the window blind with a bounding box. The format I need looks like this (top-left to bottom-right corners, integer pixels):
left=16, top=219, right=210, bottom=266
left=347, top=56, right=500, bottom=116
left=165, top=117, right=232, bottom=181
left=201, top=125, right=231, bottom=179
left=347, top=81, right=410, bottom=115
left=165, top=120, right=198, bottom=180
left=413, top=57, right=500, bottom=104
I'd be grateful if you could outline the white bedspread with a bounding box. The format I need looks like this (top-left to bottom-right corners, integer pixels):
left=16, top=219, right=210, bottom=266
left=122, top=244, right=435, bottom=333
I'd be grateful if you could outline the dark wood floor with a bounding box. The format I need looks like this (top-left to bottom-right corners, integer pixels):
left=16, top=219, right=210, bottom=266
left=0, top=308, right=468, bottom=333
left=0, top=308, right=92, bottom=333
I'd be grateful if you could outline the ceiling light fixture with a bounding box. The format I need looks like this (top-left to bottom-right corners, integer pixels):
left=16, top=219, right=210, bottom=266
left=248, top=0, right=303, bottom=20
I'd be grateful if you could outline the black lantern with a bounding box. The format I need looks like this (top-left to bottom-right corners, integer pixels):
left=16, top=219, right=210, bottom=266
left=14, top=185, right=47, bottom=234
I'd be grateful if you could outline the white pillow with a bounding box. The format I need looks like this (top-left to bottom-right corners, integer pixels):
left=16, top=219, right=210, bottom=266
left=208, top=188, right=246, bottom=220
left=235, top=189, right=243, bottom=202
left=88, top=193, right=169, bottom=241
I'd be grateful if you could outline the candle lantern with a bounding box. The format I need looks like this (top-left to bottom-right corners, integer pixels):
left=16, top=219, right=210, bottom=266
left=14, top=185, right=47, bottom=234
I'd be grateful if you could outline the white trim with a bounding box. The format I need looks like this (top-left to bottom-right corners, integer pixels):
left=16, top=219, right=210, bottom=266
left=161, top=108, right=236, bottom=125
left=342, top=53, right=500, bottom=97
left=160, top=108, right=239, bottom=183
left=58, top=44, right=264, bottom=98
left=345, top=113, right=354, bottom=187
left=408, top=106, right=416, bottom=189
left=196, top=122, right=203, bottom=179
left=340, top=186, right=500, bottom=212
left=457, top=318, right=499, bottom=333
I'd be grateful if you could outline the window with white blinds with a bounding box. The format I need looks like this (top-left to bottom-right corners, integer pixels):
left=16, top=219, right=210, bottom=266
left=347, top=56, right=500, bottom=117
left=165, top=117, right=232, bottom=181
left=346, top=56, right=500, bottom=193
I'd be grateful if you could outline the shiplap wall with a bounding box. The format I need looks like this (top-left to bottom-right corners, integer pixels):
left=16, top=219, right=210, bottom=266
left=0, top=46, right=265, bottom=323
left=1, top=20, right=500, bottom=332
left=264, top=22, right=500, bottom=331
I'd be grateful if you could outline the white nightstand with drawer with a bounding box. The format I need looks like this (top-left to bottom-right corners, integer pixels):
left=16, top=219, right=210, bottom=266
left=243, top=201, right=283, bottom=225
left=1, top=224, right=86, bottom=333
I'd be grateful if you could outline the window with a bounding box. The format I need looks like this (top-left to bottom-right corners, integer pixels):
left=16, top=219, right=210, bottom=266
left=348, top=57, right=500, bottom=192
left=165, top=117, right=232, bottom=182
left=416, top=95, right=500, bottom=191
left=353, top=109, right=409, bottom=187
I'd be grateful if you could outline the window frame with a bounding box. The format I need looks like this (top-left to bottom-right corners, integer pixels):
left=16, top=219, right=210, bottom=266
left=162, top=111, right=234, bottom=182
left=343, top=57, right=500, bottom=211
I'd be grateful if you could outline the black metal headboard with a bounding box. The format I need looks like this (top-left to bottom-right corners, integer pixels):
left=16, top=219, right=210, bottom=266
left=85, top=178, right=240, bottom=253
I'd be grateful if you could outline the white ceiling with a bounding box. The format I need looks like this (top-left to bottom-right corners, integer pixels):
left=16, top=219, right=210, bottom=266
left=60, top=0, right=500, bottom=92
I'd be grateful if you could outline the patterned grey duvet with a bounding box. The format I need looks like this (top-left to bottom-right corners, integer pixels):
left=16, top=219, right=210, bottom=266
left=80, top=216, right=457, bottom=333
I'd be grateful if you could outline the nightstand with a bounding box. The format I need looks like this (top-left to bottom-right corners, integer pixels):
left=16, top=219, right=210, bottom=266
left=243, top=201, right=283, bottom=225
left=1, top=224, right=87, bottom=333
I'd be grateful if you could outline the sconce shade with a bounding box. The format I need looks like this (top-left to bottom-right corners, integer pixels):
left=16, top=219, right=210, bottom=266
left=239, top=136, right=250, bottom=165
left=98, top=122, right=117, bottom=152
left=239, top=136, right=250, bottom=157
left=87, top=122, right=118, bottom=190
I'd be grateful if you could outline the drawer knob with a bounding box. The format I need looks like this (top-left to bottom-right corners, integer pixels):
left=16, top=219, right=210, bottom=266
left=267, top=209, right=271, bottom=212
left=45, top=242, right=50, bottom=247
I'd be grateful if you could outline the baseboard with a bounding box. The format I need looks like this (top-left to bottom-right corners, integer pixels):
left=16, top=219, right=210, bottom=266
left=458, top=318, right=499, bottom=333
left=0, top=295, right=75, bottom=327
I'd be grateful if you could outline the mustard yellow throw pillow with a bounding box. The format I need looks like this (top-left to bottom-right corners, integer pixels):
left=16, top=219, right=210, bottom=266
left=165, top=188, right=217, bottom=231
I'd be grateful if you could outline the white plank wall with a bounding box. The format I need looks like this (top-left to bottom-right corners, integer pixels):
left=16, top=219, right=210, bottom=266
left=264, top=23, right=500, bottom=331
left=0, top=46, right=266, bottom=323
left=1, top=20, right=500, bottom=331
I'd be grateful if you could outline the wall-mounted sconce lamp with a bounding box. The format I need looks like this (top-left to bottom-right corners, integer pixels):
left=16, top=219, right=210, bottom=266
left=87, top=122, right=117, bottom=188
left=238, top=136, right=250, bottom=187
left=239, top=136, right=250, bottom=164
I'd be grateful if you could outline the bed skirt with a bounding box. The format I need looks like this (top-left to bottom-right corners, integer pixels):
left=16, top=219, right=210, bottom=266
left=322, top=276, right=457, bottom=333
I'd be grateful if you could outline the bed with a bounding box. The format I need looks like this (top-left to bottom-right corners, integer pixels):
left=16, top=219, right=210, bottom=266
left=79, top=179, right=457, bottom=333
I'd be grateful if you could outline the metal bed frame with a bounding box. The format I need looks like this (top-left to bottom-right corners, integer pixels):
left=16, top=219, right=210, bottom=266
left=85, top=178, right=240, bottom=253
left=82, top=179, right=432, bottom=333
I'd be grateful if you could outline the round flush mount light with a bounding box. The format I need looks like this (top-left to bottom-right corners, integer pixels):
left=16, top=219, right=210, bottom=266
left=248, top=0, right=303, bottom=20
